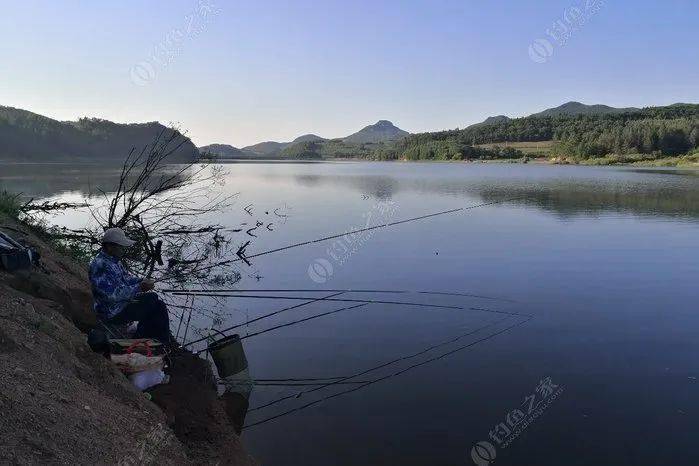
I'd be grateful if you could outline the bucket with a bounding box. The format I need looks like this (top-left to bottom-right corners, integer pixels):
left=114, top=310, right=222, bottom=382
left=208, top=334, right=248, bottom=378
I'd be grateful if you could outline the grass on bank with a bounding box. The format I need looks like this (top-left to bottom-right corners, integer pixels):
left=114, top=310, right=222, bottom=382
left=0, top=189, right=93, bottom=264
left=552, top=149, right=699, bottom=166
left=0, top=190, right=23, bottom=218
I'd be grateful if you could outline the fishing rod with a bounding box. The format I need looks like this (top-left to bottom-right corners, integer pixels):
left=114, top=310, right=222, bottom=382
left=231, top=197, right=524, bottom=263
left=248, top=315, right=511, bottom=413
left=181, top=291, right=346, bottom=348
left=244, top=315, right=533, bottom=429
left=254, top=381, right=371, bottom=386
left=239, top=303, right=367, bottom=340
left=164, top=288, right=517, bottom=303
left=218, top=380, right=374, bottom=387
left=193, top=303, right=368, bottom=355
left=254, top=376, right=351, bottom=382
left=170, top=292, right=529, bottom=317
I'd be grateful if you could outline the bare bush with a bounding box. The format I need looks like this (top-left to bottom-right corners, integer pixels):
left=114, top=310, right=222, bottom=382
left=68, top=127, right=242, bottom=290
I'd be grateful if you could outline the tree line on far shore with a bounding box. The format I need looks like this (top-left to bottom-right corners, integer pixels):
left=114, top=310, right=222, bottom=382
left=281, top=103, right=699, bottom=161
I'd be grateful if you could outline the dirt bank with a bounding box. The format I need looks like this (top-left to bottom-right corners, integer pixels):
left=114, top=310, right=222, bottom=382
left=0, top=214, right=255, bottom=465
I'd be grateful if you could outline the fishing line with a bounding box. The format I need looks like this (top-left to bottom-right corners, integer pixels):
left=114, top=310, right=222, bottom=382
left=165, top=288, right=406, bottom=294
left=415, top=290, right=516, bottom=303
left=218, top=380, right=374, bottom=387
left=239, top=303, right=368, bottom=340
left=253, top=381, right=370, bottom=386
left=232, top=197, right=523, bottom=263
left=249, top=315, right=511, bottom=412
left=170, top=292, right=529, bottom=317
left=254, top=377, right=348, bottom=382
left=181, top=291, right=346, bottom=348
left=244, top=315, right=533, bottom=429
left=164, top=288, right=516, bottom=303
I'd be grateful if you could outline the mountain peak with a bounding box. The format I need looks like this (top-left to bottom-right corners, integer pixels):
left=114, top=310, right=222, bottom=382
left=531, top=101, right=640, bottom=117
left=482, top=115, right=510, bottom=124
left=199, top=143, right=249, bottom=158
left=343, top=120, right=409, bottom=144
left=292, top=134, right=326, bottom=143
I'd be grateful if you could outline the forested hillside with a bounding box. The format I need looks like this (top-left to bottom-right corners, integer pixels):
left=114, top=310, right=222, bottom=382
left=0, top=106, right=198, bottom=162
left=390, top=103, right=699, bottom=161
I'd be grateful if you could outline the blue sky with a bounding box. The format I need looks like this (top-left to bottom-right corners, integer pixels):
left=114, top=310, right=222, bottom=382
left=1, top=0, right=697, bottom=147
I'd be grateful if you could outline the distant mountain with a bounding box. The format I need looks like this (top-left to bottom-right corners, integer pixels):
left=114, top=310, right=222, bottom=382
left=482, top=115, right=511, bottom=125
left=466, top=115, right=511, bottom=129
left=530, top=101, right=640, bottom=118
left=235, top=122, right=407, bottom=156
left=198, top=143, right=254, bottom=158
left=0, top=105, right=198, bottom=162
left=292, top=134, right=326, bottom=144
left=343, top=120, right=409, bottom=144
left=467, top=103, right=641, bottom=129
left=241, top=134, right=326, bottom=156
left=242, top=141, right=290, bottom=156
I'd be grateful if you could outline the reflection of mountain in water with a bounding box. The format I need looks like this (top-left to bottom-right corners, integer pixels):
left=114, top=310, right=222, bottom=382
left=289, top=169, right=699, bottom=220
left=3, top=163, right=698, bottom=220
left=475, top=183, right=699, bottom=220
left=293, top=174, right=398, bottom=200
left=0, top=163, right=190, bottom=200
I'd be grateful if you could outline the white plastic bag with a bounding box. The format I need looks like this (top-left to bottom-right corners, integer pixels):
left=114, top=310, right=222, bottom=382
left=128, top=369, right=169, bottom=391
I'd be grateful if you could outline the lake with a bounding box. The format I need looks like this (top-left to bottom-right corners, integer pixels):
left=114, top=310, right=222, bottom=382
left=2, top=161, right=698, bottom=465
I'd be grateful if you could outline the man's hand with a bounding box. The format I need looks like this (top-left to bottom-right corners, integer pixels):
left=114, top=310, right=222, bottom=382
left=139, top=279, right=155, bottom=292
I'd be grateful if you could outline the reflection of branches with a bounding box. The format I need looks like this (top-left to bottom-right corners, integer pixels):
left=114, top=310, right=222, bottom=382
left=273, top=204, right=292, bottom=225
left=245, top=221, right=263, bottom=238
left=21, top=199, right=90, bottom=213
left=236, top=241, right=251, bottom=266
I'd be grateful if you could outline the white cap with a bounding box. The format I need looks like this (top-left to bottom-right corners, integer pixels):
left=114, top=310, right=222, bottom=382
left=102, top=227, right=136, bottom=247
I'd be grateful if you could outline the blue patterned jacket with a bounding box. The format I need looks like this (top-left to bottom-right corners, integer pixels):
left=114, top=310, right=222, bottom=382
left=89, top=250, right=142, bottom=320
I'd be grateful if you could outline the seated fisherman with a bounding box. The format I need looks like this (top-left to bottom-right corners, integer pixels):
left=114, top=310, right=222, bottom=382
left=89, top=227, right=171, bottom=343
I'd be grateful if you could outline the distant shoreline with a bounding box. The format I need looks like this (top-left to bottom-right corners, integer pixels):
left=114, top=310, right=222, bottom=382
left=204, top=156, right=699, bottom=168
left=2, top=156, right=696, bottom=168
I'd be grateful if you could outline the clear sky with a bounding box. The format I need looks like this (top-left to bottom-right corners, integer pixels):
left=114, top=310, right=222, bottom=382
left=1, top=0, right=697, bottom=147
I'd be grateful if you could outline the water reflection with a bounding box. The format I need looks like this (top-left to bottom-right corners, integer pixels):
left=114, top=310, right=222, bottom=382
left=277, top=166, right=699, bottom=219
left=475, top=183, right=699, bottom=220
left=0, top=163, right=124, bottom=199
left=0, top=163, right=190, bottom=200
left=2, top=162, right=698, bottom=219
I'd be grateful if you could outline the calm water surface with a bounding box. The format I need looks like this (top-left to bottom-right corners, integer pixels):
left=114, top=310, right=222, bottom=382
left=3, top=162, right=698, bottom=465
